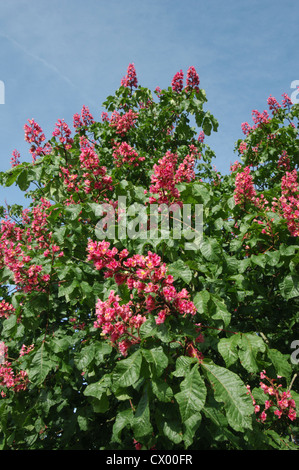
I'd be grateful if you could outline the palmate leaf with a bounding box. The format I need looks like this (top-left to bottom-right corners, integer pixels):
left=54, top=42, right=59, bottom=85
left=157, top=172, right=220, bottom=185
left=201, top=361, right=253, bottom=432
left=218, top=333, right=266, bottom=373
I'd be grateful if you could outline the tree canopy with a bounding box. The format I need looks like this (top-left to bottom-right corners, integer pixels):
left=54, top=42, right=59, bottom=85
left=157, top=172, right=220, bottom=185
left=0, top=64, right=298, bottom=450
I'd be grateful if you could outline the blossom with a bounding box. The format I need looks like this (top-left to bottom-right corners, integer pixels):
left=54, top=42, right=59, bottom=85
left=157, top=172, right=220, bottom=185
left=0, top=343, right=29, bottom=394
left=73, top=105, right=94, bottom=129
left=248, top=372, right=297, bottom=424
left=52, top=119, right=73, bottom=150
left=0, top=300, right=15, bottom=319
left=112, top=141, right=144, bottom=167
left=251, top=109, right=270, bottom=127
left=279, top=169, right=299, bottom=237
left=24, top=118, right=52, bottom=163
left=241, top=122, right=252, bottom=136
left=282, top=92, right=292, bottom=108
left=197, top=131, right=205, bottom=143
left=185, top=66, right=200, bottom=93
left=11, top=149, right=21, bottom=167
left=0, top=198, right=63, bottom=293
left=234, top=166, right=257, bottom=207
left=109, top=109, right=138, bottom=136
left=238, top=141, right=247, bottom=155
left=121, top=63, right=138, bottom=89
left=149, top=149, right=197, bottom=206
left=267, top=95, right=281, bottom=114
left=171, top=70, right=184, bottom=93
left=87, top=241, right=198, bottom=355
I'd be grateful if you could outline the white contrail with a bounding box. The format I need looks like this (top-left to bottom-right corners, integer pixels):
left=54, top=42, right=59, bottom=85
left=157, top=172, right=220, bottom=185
left=1, top=32, right=76, bottom=89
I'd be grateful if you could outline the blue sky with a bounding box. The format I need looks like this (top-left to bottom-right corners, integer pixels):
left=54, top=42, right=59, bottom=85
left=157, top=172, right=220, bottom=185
left=0, top=0, right=298, bottom=206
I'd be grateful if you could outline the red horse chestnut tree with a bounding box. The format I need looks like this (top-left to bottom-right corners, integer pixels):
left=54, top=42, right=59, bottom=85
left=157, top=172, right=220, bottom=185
left=0, top=64, right=298, bottom=450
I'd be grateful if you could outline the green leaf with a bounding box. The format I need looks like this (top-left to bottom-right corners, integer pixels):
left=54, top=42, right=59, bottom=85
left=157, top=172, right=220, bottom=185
left=91, top=395, right=109, bottom=413
left=210, top=296, right=231, bottom=327
left=265, top=430, right=298, bottom=450
left=279, top=274, right=299, bottom=300
left=17, top=168, right=30, bottom=190
left=151, top=378, right=173, bottom=402
left=200, top=238, right=221, bottom=262
left=28, top=345, right=56, bottom=385
left=84, top=380, right=108, bottom=401
left=168, top=259, right=192, bottom=284
left=173, top=355, right=198, bottom=377
left=182, top=413, right=202, bottom=449
left=174, top=365, right=206, bottom=421
left=251, top=254, right=266, bottom=269
left=237, top=333, right=266, bottom=373
left=75, top=343, right=96, bottom=370
left=218, top=335, right=239, bottom=367
left=192, top=183, right=211, bottom=204
left=112, top=350, right=143, bottom=388
left=139, top=315, right=173, bottom=343
left=132, top=383, right=153, bottom=440
left=1, top=314, right=17, bottom=336
left=193, top=290, right=210, bottom=314
left=203, top=401, right=242, bottom=449
left=142, top=346, right=168, bottom=377
left=155, top=404, right=183, bottom=445
left=201, top=361, right=253, bottom=432
left=267, top=348, right=292, bottom=381
left=112, top=409, right=134, bottom=444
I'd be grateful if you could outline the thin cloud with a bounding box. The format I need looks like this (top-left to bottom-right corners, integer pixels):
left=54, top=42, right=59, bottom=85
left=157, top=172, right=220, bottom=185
left=0, top=32, right=76, bottom=89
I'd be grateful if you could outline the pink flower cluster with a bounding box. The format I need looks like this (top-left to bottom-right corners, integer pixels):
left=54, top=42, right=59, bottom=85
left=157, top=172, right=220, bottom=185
left=73, top=105, right=95, bottom=129
left=19, top=343, right=34, bottom=357
left=241, top=92, right=293, bottom=137
left=238, top=141, right=247, bottom=155
left=60, top=137, right=113, bottom=202
left=0, top=300, right=15, bottom=319
left=234, top=166, right=257, bottom=207
left=24, top=118, right=45, bottom=145
left=23, top=118, right=52, bottom=163
left=247, top=371, right=296, bottom=423
left=171, top=66, right=200, bottom=93
left=11, top=149, right=21, bottom=167
left=112, top=141, right=145, bottom=167
left=252, top=109, right=271, bottom=127
left=52, top=119, right=73, bottom=150
left=197, top=131, right=205, bottom=143
left=149, top=147, right=197, bottom=206
left=87, top=240, right=197, bottom=356
left=230, top=161, right=242, bottom=173
left=279, top=169, right=299, bottom=237
left=277, top=150, right=291, bottom=171
left=121, top=63, right=138, bottom=89
left=94, top=290, right=143, bottom=357
left=171, top=70, right=184, bottom=93
left=267, top=95, right=281, bottom=114
left=0, top=198, right=63, bottom=293
left=79, top=137, right=101, bottom=170
left=0, top=343, right=30, bottom=397
left=109, top=109, right=139, bottom=136
left=282, top=92, right=292, bottom=108
left=185, top=66, right=200, bottom=93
